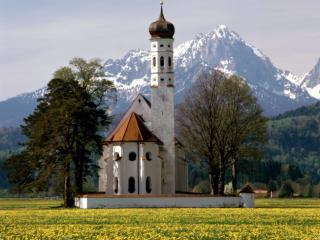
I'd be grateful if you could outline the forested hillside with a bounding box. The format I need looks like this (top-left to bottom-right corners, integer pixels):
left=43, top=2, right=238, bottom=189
left=0, top=127, right=24, bottom=190
left=190, top=101, right=320, bottom=196
left=265, top=102, right=320, bottom=191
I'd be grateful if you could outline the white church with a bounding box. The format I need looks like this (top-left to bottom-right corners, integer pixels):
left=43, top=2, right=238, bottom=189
left=98, top=2, right=189, bottom=195
left=76, top=2, right=254, bottom=208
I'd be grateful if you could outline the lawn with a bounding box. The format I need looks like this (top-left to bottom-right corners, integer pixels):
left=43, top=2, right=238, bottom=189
left=0, top=198, right=319, bottom=239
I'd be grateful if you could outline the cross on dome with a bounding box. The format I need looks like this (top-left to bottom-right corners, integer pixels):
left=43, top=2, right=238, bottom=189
left=149, top=0, right=175, bottom=38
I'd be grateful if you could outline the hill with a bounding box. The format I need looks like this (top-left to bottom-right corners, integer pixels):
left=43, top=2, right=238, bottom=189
left=266, top=101, right=320, bottom=184
left=0, top=127, right=24, bottom=190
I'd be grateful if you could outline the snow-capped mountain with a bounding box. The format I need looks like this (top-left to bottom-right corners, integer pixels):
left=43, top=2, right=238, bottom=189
left=104, top=25, right=316, bottom=115
left=0, top=25, right=318, bottom=127
left=300, top=59, right=320, bottom=99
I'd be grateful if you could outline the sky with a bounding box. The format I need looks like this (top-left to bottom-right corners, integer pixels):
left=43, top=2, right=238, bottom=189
left=0, top=0, right=319, bottom=101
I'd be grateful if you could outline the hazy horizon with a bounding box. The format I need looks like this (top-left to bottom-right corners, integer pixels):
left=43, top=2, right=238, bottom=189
left=1, top=0, right=319, bottom=101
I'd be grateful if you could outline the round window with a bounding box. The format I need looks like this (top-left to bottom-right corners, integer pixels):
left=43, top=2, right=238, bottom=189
left=129, top=152, right=137, bottom=161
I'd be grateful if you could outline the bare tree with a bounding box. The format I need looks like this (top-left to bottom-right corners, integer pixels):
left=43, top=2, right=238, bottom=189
left=177, top=71, right=267, bottom=195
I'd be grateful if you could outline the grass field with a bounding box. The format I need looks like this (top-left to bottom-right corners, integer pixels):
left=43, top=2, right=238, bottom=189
left=0, top=198, right=319, bottom=239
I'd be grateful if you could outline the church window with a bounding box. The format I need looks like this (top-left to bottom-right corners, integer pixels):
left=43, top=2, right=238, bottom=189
left=153, top=57, right=156, bottom=67
left=146, top=152, right=152, bottom=161
left=168, top=44, right=171, bottom=48
left=114, top=177, right=119, bottom=193
left=168, top=57, right=172, bottom=67
left=160, top=56, right=164, bottom=67
left=146, top=177, right=152, bottom=193
left=168, top=78, right=171, bottom=82
left=128, top=177, right=135, bottom=193
left=160, top=44, right=164, bottom=47
left=114, top=152, right=121, bottom=161
left=129, top=152, right=137, bottom=161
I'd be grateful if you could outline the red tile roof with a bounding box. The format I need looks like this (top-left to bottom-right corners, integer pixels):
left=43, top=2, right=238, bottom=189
left=104, top=112, right=161, bottom=144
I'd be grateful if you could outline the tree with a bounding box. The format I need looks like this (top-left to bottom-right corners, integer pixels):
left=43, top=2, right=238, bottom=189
left=54, top=58, right=116, bottom=108
left=6, top=61, right=115, bottom=206
left=53, top=58, right=116, bottom=194
left=177, top=70, right=267, bottom=195
left=278, top=181, right=294, bottom=198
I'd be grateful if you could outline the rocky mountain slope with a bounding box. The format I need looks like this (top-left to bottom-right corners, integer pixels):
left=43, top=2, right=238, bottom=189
left=1, top=25, right=319, bottom=127
left=104, top=25, right=317, bottom=115
left=300, top=58, right=320, bottom=99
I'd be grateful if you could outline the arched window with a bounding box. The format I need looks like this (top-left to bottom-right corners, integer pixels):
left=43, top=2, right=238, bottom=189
left=128, top=177, right=135, bottom=193
left=160, top=56, right=164, bottom=67
left=114, top=152, right=121, bottom=161
left=168, top=57, right=172, bottom=67
left=146, top=177, right=152, bottom=193
left=153, top=57, right=156, bottom=67
left=129, top=152, right=137, bottom=161
left=146, top=152, right=152, bottom=161
left=114, top=177, right=119, bottom=194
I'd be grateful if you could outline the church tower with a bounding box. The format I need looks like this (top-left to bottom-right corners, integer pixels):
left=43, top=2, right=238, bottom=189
left=149, top=1, right=176, bottom=194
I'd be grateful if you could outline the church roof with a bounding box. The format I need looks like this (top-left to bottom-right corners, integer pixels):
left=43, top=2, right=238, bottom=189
left=104, top=112, right=161, bottom=144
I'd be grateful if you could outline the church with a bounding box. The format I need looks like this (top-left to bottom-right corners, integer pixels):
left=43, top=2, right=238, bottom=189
left=76, top=2, right=254, bottom=208
left=98, top=2, right=189, bottom=195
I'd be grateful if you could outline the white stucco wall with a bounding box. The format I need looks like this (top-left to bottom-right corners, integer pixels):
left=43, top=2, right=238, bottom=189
left=75, top=196, right=242, bottom=209
left=98, top=145, right=112, bottom=192
left=120, top=95, right=152, bottom=124
left=101, top=142, right=161, bottom=195
left=240, top=193, right=255, bottom=208
left=151, top=36, right=176, bottom=194
left=175, top=145, right=188, bottom=192
left=150, top=38, right=174, bottom=88
left=141, top=142, right=161, bottom=194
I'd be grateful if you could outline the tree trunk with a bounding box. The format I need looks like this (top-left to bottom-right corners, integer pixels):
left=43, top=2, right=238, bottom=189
left=64, top=161, right=74, bottom=208
left=209, top=165, right=219, bottom=195
left=213, top=170, right=219, bottom=195
left=64, top=175, right=74, bottom=207
left=231, top=160, right=237, bottom=194
left=218, top=161, right=225, bottom=196
left=74, top=142, right=84, bottom=194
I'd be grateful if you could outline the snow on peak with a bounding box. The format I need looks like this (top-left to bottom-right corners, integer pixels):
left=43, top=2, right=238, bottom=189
left=211, top=25, right=242, bottom=41
left=300, top=58, right=320, bottom=99
left=18, top=87, right=47, bottom=99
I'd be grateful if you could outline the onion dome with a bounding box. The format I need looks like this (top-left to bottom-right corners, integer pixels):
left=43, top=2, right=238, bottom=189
left=149, top=4, right=175, bottom=39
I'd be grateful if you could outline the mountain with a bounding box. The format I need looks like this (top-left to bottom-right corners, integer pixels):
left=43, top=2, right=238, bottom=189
left=104, top=25, right=316, bottom=115
left=0, top=25, right=318, bottom=126
left=0, top=88, right=46, bottom=127
left=300, top=58, right=320, bottom=99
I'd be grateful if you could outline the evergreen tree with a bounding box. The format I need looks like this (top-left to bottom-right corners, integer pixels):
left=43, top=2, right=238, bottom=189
left=6, top=65, right=114, bottom=207
left=278, top=181, right=294, bottom=198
